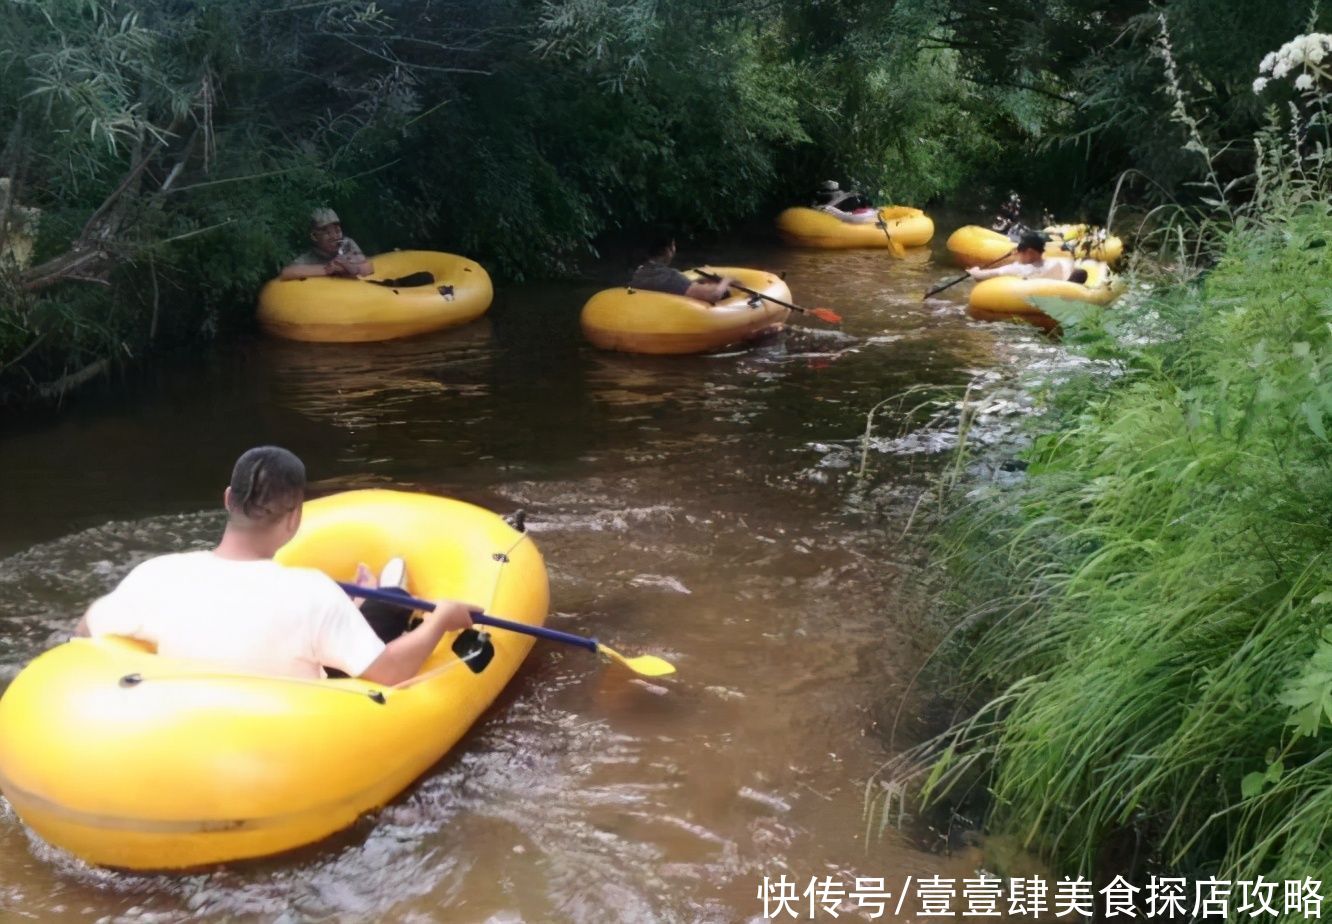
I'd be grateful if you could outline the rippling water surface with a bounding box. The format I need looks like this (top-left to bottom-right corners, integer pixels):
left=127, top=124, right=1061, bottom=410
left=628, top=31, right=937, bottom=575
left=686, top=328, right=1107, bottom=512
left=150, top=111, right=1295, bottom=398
left=0, top=231, right=1075, bottom=921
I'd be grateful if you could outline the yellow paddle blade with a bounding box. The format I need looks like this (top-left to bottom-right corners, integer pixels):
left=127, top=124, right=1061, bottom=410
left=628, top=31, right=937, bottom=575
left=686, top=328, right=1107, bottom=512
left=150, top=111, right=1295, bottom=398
left=597, top=643, right=676, bottom=677
left=875, top=220, right=906, bottom=257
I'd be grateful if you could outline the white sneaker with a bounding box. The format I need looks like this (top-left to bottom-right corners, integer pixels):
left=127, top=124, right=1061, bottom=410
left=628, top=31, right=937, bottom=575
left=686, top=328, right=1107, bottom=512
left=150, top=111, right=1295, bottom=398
left=379, top=557, right=408, bottom=592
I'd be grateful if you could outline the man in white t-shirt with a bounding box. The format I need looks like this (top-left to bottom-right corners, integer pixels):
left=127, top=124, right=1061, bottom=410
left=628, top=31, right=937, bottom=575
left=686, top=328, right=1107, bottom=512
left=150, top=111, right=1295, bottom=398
left=74, top=446, right=472, bottom=685
left=967, top=231, right=1074, bottom=282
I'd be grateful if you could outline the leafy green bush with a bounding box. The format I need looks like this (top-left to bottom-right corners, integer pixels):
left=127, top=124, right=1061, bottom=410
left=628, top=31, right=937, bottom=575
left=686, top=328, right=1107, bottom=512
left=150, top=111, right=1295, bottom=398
left=0, top=0, right=1024, bottom=400
left=880, top=29, right=1332, bottom=897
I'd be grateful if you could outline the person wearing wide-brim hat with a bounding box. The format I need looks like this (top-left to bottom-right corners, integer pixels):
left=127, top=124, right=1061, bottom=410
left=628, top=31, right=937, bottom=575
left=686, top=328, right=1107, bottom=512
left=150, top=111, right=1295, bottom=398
left=279, top=207, right=375, bottom=280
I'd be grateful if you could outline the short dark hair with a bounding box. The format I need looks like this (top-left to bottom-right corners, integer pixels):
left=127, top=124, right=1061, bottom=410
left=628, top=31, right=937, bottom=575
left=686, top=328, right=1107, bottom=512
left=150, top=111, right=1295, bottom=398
left=227, top=446, right=305, bottom=524
left=646, top=233, right=676, bottom=259
left=1068, top=268, right=1089, bottom=285
left=1017, top=231, right=1048, bottom=254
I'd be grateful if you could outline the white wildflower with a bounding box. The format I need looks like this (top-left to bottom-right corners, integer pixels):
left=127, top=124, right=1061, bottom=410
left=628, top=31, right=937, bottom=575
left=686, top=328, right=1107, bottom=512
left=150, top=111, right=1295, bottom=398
left=1253, top=33, right=1332, bottom=86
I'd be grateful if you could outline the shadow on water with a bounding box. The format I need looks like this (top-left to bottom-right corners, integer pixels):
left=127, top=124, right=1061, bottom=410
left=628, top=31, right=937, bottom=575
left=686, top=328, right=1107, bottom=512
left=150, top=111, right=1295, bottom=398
left=0, top=228, right=1076, bottom=921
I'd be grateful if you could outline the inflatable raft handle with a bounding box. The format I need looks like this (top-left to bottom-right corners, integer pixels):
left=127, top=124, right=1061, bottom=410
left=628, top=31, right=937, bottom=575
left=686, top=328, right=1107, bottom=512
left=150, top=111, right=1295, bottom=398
left=338, top=583, right=676, bottom=677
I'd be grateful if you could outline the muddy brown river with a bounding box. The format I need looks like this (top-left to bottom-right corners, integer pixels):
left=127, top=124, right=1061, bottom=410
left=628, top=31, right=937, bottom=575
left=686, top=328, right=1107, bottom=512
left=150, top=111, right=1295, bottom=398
left=0, top=234, right=1066, bottom=921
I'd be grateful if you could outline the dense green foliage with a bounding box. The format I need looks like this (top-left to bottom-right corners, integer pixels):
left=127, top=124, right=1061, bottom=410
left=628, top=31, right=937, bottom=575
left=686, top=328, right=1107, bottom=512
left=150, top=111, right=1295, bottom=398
left=0, top=0, right=1007, bottom=403
left=1, top=0, right=1328, bottom=404
left=926, top=214, right=1332, bottom=879
left=877, top=33, right=1332, bottom=902
left=939, top=0, right=1330, bottom=196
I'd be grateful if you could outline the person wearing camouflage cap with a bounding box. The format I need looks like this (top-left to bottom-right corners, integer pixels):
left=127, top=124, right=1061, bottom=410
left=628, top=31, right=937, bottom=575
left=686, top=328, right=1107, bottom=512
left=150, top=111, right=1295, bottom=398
left=279, top=207, right=375, bottom=280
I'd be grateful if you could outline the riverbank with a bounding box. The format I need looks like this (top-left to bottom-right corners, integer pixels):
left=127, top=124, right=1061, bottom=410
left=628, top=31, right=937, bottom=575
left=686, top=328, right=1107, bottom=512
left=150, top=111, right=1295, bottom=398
left=907, top=203, right=1332, bottom=891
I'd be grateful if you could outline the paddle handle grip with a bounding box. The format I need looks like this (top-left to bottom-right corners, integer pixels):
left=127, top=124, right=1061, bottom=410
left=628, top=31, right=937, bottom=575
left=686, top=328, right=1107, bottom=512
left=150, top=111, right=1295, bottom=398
left=337, top=582, right=598, bottom=653
left=695, top=269, right=806, bottom=314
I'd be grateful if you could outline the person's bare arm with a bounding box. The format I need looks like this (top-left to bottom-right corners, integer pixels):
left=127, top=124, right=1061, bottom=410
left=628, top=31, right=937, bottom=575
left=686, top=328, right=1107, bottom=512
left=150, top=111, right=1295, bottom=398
left=321, top=255, right=375, bottom=278
left=685, top=278, right=732, bottom=304
left=73, top=613, right=91, bottom=637
left=968, top=265, right=1022, bottom=281
left=347, top=256, right=374, bottom=277
left=279, top=258, right=374, bottom=280
left=357, top=601, right=473, bottom=686
left=280, top=263, right=330, bottom=280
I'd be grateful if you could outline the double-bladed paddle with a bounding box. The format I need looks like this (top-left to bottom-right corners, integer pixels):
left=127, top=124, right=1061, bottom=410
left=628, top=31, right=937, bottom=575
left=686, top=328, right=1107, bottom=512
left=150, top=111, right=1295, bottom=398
left=338, top=582, right=676, bottom=677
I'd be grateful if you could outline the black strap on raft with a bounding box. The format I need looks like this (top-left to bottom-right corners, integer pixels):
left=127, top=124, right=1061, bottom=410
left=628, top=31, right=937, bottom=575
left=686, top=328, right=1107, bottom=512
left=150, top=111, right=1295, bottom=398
left=452, top=629, right=495, bottom=674
left=368, top=271, right=436, bottom=288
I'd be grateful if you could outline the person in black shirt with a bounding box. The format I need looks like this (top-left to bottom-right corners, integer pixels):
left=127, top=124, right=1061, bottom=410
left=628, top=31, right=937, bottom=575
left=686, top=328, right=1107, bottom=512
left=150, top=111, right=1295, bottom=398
left=629, top=236, right=733, bottom=303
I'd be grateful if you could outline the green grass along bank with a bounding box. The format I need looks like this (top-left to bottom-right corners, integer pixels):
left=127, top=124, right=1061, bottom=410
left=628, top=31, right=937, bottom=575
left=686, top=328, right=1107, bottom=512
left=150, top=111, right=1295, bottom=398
left=897, top=203, right=1332, bottom=897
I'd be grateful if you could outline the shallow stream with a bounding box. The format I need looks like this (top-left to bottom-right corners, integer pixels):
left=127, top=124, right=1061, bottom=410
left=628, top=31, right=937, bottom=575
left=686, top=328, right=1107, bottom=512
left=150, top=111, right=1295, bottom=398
left=0, top=234, right=1069, bottom=922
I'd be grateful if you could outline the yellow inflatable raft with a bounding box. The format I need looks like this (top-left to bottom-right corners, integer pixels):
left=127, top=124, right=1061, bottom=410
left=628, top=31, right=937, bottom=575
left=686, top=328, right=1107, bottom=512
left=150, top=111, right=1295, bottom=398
left=0, top=489, right=547, bottom=870
left=581, top=266, right=791, bottom=355
left=968, top=261, right=1124, bottom=332
left=776, top=206, right=934, bottom=249
left=257, top=250, right=493, bottom=342
left=946, top=225, right=1123, bottom=267
left=1044, top=224, right=1124, bottom=263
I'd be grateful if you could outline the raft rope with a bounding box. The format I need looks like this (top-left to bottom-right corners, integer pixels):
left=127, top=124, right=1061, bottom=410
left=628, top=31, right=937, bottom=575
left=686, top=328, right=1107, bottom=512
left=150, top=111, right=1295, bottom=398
left=114, top=643, right=490, bottom=702
left=116, top=671, right=391, bottom=703
left=390, top=517, right=537, bottom=688
left=482, top=525, right=532, bottom=614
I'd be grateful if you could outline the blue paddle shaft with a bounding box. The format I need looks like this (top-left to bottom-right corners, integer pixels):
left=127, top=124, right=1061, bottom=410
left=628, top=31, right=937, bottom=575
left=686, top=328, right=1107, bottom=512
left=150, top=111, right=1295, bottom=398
left=337, top=582, right=597, bottom=654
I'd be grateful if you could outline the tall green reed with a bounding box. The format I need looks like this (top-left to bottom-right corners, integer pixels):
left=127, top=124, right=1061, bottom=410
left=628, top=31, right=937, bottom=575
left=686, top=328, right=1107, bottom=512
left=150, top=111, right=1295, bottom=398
left=868, top=27, right=1332, bottom=903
